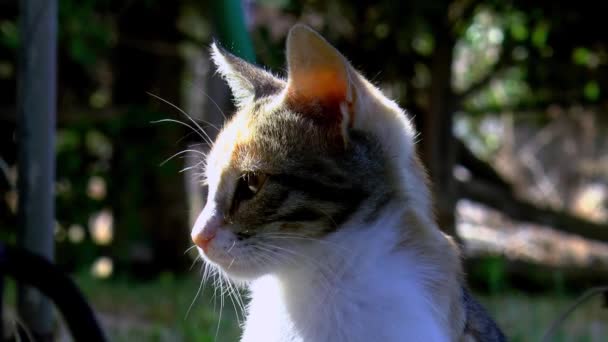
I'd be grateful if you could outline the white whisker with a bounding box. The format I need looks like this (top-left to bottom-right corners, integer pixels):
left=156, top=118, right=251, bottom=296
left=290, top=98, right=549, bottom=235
left=185, top=274, right=205, bottom=320
left=184, top=244, right=198, bottom=254
left=159, top=149, right=206, bottom=166
left=147, top=92, right=216, bottom=145
left=151, top=118, right=212, bottom=145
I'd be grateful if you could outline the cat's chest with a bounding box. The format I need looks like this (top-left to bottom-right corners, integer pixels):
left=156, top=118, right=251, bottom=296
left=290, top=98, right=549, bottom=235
left=241, top=259, right=450, bottom=342
left=241, top=276, right=302, bottom=342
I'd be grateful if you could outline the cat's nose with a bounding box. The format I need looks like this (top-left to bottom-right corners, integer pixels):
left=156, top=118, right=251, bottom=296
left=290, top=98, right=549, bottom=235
left=192, top=229, right=216, bottom=252
left=192, top=213, right=224, bottom=252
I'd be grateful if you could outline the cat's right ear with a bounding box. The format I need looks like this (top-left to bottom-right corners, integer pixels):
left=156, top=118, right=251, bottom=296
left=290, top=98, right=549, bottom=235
left=210, top=42, right=285, bottom=108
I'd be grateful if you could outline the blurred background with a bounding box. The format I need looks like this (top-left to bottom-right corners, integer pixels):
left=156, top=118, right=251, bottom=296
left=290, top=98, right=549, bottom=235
left=1, top=0, right=607, bottom=341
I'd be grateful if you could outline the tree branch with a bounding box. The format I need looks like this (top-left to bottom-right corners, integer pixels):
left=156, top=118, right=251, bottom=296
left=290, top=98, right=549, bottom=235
left=456, top=138, right=512, bottom=191
left=456, top=178, right=608, bottom=242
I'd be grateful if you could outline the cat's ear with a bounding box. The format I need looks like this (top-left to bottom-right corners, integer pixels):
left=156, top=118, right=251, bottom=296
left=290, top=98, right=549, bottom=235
left=285, top=25, right=355, bottom=133
left=210, top=42, right=284, bottom=107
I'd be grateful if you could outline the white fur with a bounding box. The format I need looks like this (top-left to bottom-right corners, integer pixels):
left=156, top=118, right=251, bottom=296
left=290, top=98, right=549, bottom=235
left=210, top=43, right=256, bottom=107
left=241, top=209, right=450, bottom=342
left=201, top=26, right=459, bottom=342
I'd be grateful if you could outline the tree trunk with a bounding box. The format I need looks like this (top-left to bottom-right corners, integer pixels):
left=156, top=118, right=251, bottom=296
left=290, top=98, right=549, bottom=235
left=16, top=0, right=57, bottom=340
left=421, top=22, right=458, bottom=238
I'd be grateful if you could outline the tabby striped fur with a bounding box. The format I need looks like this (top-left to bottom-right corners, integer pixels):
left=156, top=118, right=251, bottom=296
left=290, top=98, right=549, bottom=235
left=191, top=24, right=505, bottom=342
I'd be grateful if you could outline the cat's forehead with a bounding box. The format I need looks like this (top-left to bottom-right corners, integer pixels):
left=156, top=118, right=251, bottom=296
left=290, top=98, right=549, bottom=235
left=207, top=98, right=321, bottom=178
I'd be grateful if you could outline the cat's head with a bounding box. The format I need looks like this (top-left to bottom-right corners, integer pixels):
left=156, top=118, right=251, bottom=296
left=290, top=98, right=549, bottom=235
left=192, top=25, right=429, bottom=282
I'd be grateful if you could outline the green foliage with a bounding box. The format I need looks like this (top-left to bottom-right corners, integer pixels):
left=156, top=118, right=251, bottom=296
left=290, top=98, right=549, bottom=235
left=58, top=0, right=115, bottom=68
left=453, top=8, right=505, bottom=92
left=473, top=255, right=507, bottom=294
left=75, top=274, right=241, bottom=341
left=507, top=11, right=528, bottom=42
left=482, top=292, right=608, bottom=342
left=584, top=81, right=600, bottom=101
left=2, top=0, right=605, bottom=294
left=54, top=105, right=187, bottom=274
left=0, top=20, right=18, bottom=49
left=411, top=31, right=434, bottom=56
left=531, top=20, right=550, bottom=49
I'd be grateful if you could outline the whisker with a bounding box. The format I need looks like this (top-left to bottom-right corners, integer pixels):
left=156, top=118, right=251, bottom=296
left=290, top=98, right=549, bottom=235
left=198, top=87, right=228, bottom=121
left=184, top=244, right=198, bottom=255
left=150, top=118, right=212, bottom=145
left=160, top=149, right=207, bottom=166
left=215, top=273, right=225, bottom=341
left=147, top=92, right=216, bottom=145
left=183, top=79, right=229, bottom=123
left=175, top=129, right=214, bottom=146
left=253, top=242, right=336, bottom=294
left=258, top=232, right=350, bottom=252
left=225, top=276, right=246, bottom=324
left=189, top=255, right=201, bottom=271
left=227, top=241, right=237, bottom=253
left=180, top=160, right=206, bottom=173
left=185, top=275, right=205, bottom=320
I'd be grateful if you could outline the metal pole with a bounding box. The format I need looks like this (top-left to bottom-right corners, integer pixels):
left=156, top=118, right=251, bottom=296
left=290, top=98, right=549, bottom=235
left=16, top=0, right=57, bottom=340
left=211, top=0, right=256, bottom=63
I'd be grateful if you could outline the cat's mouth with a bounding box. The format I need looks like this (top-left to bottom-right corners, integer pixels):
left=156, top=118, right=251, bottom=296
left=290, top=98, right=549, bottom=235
left=199, top=232, right=270, bottom=281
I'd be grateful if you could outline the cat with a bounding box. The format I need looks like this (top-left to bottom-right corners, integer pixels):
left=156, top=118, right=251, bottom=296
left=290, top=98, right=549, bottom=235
left=191, top=24, right=505, bottom=342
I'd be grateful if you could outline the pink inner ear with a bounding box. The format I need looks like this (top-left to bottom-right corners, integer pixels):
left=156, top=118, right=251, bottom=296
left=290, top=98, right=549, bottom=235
left=289, top=69, right=347, bottom=102
left=286, top=68, right=348, bottom=126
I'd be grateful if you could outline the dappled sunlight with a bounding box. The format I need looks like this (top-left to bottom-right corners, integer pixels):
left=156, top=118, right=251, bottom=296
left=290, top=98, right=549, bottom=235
left=87, top=176, right=107, bottom=201
left=458, top=200, right=608, bottom=269
left=1, top=0, right=607, bottom=340
left=67, top=223, right=85, bottom=244
left=89, top=210, right=114, bottom=246
left=91, top=256, right=114, bottom=279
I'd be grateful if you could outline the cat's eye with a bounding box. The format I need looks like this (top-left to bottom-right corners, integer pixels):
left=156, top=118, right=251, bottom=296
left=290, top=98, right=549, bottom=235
left=245, top=172, right=267, bottom=194
left=231, top=172, right=268, bottom=213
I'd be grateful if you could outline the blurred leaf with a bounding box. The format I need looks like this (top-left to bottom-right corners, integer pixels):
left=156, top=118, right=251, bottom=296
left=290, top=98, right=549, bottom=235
left=0, top=60, right=13, bottom=79
left=572, top=47, right=600, bottom=69
left=531, top=21, right=550, bottom=49
left=59, top=0, right=114, bottom=67
left=0, top=20, right=19, bottom=49
left=583, top=81, right=600, bottom=101
left=572, top=47, right=590, bottom=66
left=57, top=129, right=81, bottom=152
left=412, top=32, right=434, bottom=56
left=511, top=23, right=528, bottom=42
left=90, top=89, right=110, bottom=108
left=507, top=11, right=528, bottom=42
left=475, top=256, right=507, bottom=294
left=85, top=130, right=113, bottom=160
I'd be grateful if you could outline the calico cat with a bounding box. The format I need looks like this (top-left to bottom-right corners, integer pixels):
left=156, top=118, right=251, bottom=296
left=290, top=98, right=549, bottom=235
left=191, top=24, right=505, bottom=342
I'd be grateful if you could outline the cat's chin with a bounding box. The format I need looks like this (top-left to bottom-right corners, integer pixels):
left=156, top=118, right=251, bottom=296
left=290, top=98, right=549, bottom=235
left=220, top=266, right=267, bottom=283
left=201, top=252, right=270, bottom=282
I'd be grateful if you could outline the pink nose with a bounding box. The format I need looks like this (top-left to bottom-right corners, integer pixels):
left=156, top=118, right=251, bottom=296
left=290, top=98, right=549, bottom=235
left=192, top=231, right=216, bottom=252
left=191, top=214, right=224, bottom=252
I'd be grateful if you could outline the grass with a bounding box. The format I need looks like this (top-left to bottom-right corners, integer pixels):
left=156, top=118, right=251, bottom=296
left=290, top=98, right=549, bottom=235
left=482, top=292, right=607, bottom=342
left=3, top=273, right=607, bottom=341
left=75, top=273, right=242, bottom=342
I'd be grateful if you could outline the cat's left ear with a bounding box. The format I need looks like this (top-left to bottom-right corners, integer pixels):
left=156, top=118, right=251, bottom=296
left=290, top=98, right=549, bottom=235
left=285, top=25, right=357, bottom=138
left=211, top=42, right=285, bottom=108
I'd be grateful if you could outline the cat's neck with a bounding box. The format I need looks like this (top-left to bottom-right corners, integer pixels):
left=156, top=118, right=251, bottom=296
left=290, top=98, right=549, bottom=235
left=243, top=207, right=462, bottom=342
